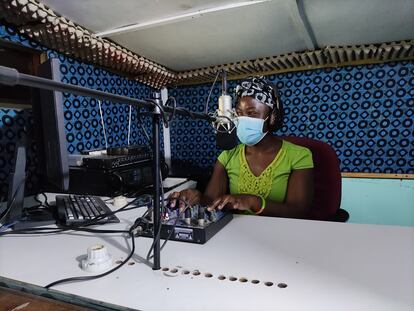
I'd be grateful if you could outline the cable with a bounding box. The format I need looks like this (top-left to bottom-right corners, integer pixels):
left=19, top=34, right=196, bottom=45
left=159, top=199, right=189, bottom=253
left=0, top=178, right=26, bottom=227
left=40, top=192, right=51, bottom=208
left=0, top=195, right=151, bottom=236
left=146, top=197, right=189, bottom=261
left=127, top=105, right=132, bottom=145
left=175, top=106, right=196, bottom=119
left=2, top=193, right=153, bottom=288
left=164, top=96, right=177, bottom=122
left=45, top=228, right=136, bottom=289
left=204, top=70, right=222, bottom=114
left=146, top=208, right=182, bottom=261
left=33, top=194, right=43, bottom=206
left=137, top=114, right=151, bottom=143
left=145, top=172, right=166, bottom=262
left=146, top=98, right=169, bottom=128
left=97, top=100, right=108, bottom=150
left=0, top=226, right=128, bottom=236
left=44, top=207, right=152, bottom=289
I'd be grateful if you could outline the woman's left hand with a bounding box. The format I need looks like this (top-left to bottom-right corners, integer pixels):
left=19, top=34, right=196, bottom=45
left=207, top=194, right=261, bottom=212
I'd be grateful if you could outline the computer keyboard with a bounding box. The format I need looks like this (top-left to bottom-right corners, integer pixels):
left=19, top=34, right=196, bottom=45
left=56, top=195, right=120, bottom=225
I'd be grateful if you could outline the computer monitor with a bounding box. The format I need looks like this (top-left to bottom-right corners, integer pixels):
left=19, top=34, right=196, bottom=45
left=0, top=58, right=68, bottom=229
left=37, top=58, right=69, bottom=192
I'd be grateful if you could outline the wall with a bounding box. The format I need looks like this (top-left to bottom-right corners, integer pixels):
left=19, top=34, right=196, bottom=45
left=341, top=178, right=414, bottom=227
left=0, top=24, right=154, bottom=198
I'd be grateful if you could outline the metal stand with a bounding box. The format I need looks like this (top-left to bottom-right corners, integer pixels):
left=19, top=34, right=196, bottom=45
left=151, top=92, right=162, bottom=270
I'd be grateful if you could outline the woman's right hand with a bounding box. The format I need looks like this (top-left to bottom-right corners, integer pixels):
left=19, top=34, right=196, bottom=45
left=168, top=189, right=202, bottom=209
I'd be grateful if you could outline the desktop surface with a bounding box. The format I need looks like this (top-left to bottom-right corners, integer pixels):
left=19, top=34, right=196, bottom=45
left=0, top=194, right=413, bottom=311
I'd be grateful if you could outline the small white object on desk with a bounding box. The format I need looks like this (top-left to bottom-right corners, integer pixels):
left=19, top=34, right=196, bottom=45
left=113, top=196, right=128, bottom=208
left=81, top=244, right=113, bottom=273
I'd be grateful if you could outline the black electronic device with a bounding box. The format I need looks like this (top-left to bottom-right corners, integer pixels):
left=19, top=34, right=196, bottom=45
left=56, top=194, right=120, bottom=226
left=140, top=204, right=233, bottom=244
left=107, top=145, right=152, bottom=156
left=69, top=156, right=168, bottom=197
left=82, top=152, right=152, bottom=170
left=69, top=160, right=154, bottom=197
left=37, top=58, right=69, bottom=192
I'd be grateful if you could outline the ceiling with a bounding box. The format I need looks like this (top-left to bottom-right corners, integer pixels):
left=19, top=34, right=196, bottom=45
left=40, top=0, right=414, bottom=72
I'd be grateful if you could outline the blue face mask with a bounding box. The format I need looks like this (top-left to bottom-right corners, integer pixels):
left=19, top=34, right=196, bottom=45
left=236, top=116, right=268, bottom=146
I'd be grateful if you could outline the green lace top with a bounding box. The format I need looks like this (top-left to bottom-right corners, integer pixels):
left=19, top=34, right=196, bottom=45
left=217, top=140, right=313, bottom=203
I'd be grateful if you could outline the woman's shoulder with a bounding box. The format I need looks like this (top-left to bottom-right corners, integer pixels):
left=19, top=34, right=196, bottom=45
left=220, top=143, right=244, bottom=155
left=282, top=139, right=311, bottom=154
left=282, top=140, right=312, bottom=162
left=217, top=144, right=244, bottom=166
left=281, top=140, right=313, bottom=168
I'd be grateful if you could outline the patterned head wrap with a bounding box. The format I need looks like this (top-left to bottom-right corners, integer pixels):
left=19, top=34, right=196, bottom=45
left=235, top=76, right=284, bottom=131
left=235, top=76, right=279, bottom=109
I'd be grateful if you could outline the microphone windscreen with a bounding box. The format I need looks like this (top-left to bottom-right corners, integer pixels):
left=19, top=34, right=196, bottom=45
left=216, top=124, right=238, bottom=150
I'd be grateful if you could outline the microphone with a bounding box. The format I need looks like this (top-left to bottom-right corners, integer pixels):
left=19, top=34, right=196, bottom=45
left=214, top=70, right=238, bottom=150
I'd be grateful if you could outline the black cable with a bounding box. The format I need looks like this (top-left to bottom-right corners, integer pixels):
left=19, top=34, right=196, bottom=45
left=0, top=196, right=151, bottom=235
left=40, top=192, right=51, bottom=208
left=33, top=194, right=43, bottom=206
left=0, top=199, right=148, bottom=235
left=44, top=208, right=151, bottom=289
left=146, top=98, right=169, bottom=128
left=24, top=204, right=44, bottom=211
left=158, top=201, right=189, bottom=255
left=158, top=202, right=190, bottom=254
left=0, top=178, right=26, bottom=226
left=174, top=106, right=196, bottom=119
left=0, top=228, right=66, bottom=236
left=45, top=229, right=136, bottom=289
left=0, top=226, right=128, bottom=236
left=164, top=96, right=177, bottom=122
left=146, top=206, right=184, bottom=261
left=144, top=173, right=166, bottom=262
left=146, top=198, right=189, bottom=261
left=204, top=70, right=222, bottom=114
left=145, top=173, right=166, bottom=262
left=137, top=115, right=151, bottom=143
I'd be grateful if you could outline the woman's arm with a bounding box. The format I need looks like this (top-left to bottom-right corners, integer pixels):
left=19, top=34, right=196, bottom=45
left=208, top=168, right=314, bottom=219
left=168, top=161, right=229, bottom=208
left=201, top=161, right=229, bottom=205
left=259, top=168, right=314, bottom=218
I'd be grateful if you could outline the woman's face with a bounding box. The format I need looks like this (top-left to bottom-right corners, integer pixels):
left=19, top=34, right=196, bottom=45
left=236, top=96, right=270, bottom=119
left=236, top=96, right=276, bottom=132
left=236, top=96, right=274, bottom=132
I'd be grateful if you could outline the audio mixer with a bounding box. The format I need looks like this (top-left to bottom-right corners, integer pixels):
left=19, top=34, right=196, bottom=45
left=138, top=203, right=233, bottom=244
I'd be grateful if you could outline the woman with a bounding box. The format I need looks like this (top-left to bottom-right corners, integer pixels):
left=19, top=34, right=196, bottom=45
left=170, top=77, right=314, bottom=218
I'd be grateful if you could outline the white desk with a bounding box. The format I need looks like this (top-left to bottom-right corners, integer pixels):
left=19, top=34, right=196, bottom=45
left=0, top=192, right=413, bottom=311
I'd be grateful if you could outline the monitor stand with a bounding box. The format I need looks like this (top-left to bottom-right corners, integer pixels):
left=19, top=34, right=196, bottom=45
left=12, top=207, right=56, bottom=230
left=4, top=141, right=56, bottom=230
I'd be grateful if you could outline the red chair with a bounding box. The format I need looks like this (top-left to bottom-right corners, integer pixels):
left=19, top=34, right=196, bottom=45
left=281, top=136, right=348, bottom=222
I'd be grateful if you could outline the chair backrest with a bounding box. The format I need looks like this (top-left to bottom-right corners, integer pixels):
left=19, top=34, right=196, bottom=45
left=280, top=136, right=342, bottom=220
